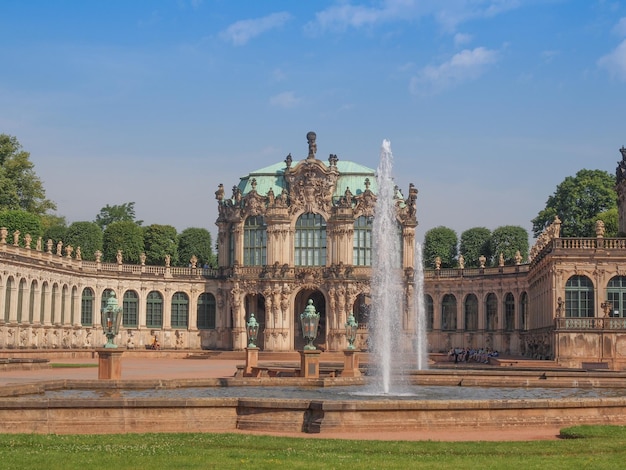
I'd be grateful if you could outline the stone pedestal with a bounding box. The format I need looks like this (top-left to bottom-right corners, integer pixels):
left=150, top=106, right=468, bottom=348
left=340, top=349, right=362, bottom=377
left=244, top=347, right=259, bottom=376
left=97, top=349, right=124, bottom=380
left=299, top=349, right=321, bottom=378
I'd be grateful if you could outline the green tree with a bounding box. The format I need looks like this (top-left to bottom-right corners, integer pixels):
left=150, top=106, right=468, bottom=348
left=423, top=226, right=458, bottom=269
left=531, top=169, right=616, bottom=238
left=65, top=221, right=103, bottom=261
left=491, top=225, right=529, bottom=265
left=178, top=227, right=216, bottom=268
left=0, top=210, right=43, bottom=246
left=459, top=227, right=492, bottom=268
left=95, top=202, right=142, bottom=230
left=41, top=214, right=67, bottom=248
left=597, top=208, right=618, bottom=237
left=143, top=224, right=179, bottom=266
left=0, top=134, right=56, bottom=215
left=102, top=221, right=144, bottom=264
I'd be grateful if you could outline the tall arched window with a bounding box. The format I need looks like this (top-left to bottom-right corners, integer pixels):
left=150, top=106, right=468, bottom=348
left=243, top=216, right=266, bottom=266
left=123, top=290, right=139, bottom=327
left=504, top=293, right=515, bottom=331
left=353, top=215, right=372, bottom=266
left=197, top=293, right=216, bottom=329
left=485, top=293, right=497, bottom=331
left=146, top=291, right=163, bottom=328
left=425, top=294, right=434, bottom=331
left=565, top=275, right=594, bottom=318
left=520, top=292, right=528, bottom=330
left=4, top=276, right=13, bottom=322
left=17, top=279, right=26, bottom=323
left=607, top=276, right=626, bottom=317
left=441, top=294, right=457, bottom=330
left=295, top=213, right=327, bottom=266
left=81, top=288, right=94, bottom=326
left=171, top=292, right=189, bottom=328
left=464, top=294, right=478, bottom=331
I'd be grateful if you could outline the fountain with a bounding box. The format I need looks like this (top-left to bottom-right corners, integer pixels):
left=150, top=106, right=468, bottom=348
left=414, top=241, right=428, bottom=370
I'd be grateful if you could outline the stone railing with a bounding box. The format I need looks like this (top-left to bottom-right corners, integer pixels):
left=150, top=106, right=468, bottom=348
left=424, top=264, right=529, bottom=279
left=532, top=237, right=626, bottom=266
left=556, top=317, right=626, bottom=330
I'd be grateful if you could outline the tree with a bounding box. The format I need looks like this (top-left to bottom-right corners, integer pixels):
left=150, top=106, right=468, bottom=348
left=531, top=169, right=616, bottom=238
left=0, top=134, right=56, bottom=215
left=0, top=210, right=43, bottom=246
left=41, top=214, right=67, bottom=248
left=178, top=227, right=216, bottom=268
left=459, top=227, right=492, bottom=268
left=597, top=208, right=618, bottom=237
left=95, top=202, right=143, bottom=230
left=491, top=225, right=529, bottom=265
left=143, top=224, right=179, bottom=266
left=64, top=221, right=103, bottom=261
left=423, top=226, right=458, bottom=269
left=102, top=221, right=144, bottom=264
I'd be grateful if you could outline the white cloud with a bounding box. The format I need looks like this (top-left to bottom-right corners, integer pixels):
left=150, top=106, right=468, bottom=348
left=410, top=46, right=499, bottom=95
left=306, top=0, right=522, bottom=34
left=541, top=49, right=559, bottom=63
left=269, top=91, right=301, bottom=108
left=613, top=17, right=626, bottom=37
left=454, top=32, right=472, bottom=47
left=598, top=39, right=626, bottom=81
left=220, top=12, right=292, bottom=46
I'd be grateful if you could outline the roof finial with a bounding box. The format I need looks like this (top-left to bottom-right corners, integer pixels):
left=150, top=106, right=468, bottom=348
left=307, top=131, right=317, bottom=159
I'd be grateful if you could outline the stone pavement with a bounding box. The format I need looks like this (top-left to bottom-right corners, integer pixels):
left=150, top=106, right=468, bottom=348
left=0, top=355, right=564, bottom=441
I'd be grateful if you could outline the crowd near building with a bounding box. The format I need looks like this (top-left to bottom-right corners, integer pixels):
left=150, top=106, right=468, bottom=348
left=1, top=132, right=626, bottom=369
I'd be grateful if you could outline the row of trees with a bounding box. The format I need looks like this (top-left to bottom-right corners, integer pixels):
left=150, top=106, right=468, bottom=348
left=422, top=225, right=529, bottom=269
left=0, top=134, right=216, bottom=267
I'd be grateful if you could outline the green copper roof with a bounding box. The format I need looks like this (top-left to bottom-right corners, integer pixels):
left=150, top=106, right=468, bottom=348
left=238, top=159, right=378, bottom=198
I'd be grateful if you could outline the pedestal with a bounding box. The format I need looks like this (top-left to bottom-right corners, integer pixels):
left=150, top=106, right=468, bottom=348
left=299, top=349, right=322, bottom=378
left=97, top=349, right=124, bottom=380
left=244, top=347, right=259, bottom=376
left=340, top=349, right=362, bottom=377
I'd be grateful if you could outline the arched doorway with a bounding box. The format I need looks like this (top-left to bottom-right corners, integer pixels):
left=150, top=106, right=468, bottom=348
left=294, top=289, right=326, bottom=351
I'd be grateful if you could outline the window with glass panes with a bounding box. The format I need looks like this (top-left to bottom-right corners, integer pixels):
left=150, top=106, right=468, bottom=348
left=442, top=294, right=457, bottom=330
left=353, top=215, right=372, bottom=266
left=243, top=216, right=267, bottom=266
left=171, top=292, right=189, bottom=328
left=565, top=275, right=594, bottom=318
left=81, top=288, right=94, bottom=326
left=504, top=293, right=515, bottom=331
left=425, top=295, right=434, bottom=330
left=485, top=293, right=497, bottom=331
left=197, top=293, right=216, bottom=329
left=146, top=291, right=163, bottom=328
left=607, top=276, right=626, bottom=317
left=123, top=290, right=138, bottom=327
left=520, top=292, right=528, bottom=330
left=295, top=213, right=327, bottom=266
left=464, top=294, right=478, bottom=331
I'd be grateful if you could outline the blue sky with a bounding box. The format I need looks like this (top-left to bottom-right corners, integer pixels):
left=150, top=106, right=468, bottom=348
left=1, top=0, right=625, bottom=243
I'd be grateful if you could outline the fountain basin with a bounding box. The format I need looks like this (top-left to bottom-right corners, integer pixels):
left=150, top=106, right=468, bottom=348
left=1, top=371, right=626, bottom=435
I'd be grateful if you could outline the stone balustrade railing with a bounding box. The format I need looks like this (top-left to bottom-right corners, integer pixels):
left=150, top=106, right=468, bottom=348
left=556, top=317, right=626, bottom=330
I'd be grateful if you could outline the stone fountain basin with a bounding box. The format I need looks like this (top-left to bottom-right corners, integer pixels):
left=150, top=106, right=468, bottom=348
left=1, top=370, right=626, bottom=435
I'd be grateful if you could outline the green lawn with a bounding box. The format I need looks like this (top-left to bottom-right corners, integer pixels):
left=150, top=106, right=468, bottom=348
left=0, top=426, right=623, bottom=469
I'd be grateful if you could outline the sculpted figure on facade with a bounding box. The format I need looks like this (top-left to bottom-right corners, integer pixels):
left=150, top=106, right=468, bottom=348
left=65, top=245, right=73, bottom=258
left=36, top=236, right=42, bottom=251
left=13, top=230, right=20, bottom=246
left=0, top=227, right=7, bottom=244
left=75, top=246, right=82, bottom=261
left=46, top=239, right=53, bottom=254
left=595, top=220, right=605, bottom=238
left=307, top=131, right=317, bottom=159
left=95, top=250, right=102, bottom=262
left=117, top=250, right=123, bottom=264
left=458, top=255, right=465, bottom=269
left=24, top=233, right=32, bottom=249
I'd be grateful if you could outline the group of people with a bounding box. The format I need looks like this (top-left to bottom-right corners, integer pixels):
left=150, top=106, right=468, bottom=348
left=448, top=347, right=499, bottom=364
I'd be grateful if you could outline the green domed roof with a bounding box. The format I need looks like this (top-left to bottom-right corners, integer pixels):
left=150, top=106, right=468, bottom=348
left=237, top=159, right=378, bottom=199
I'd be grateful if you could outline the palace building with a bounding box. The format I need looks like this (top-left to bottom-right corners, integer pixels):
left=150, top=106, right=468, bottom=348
left=1, top=133, right=626, bottom=369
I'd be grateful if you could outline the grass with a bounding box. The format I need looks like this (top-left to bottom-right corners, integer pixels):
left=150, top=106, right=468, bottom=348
left=0, top=426, right=625, bottom=469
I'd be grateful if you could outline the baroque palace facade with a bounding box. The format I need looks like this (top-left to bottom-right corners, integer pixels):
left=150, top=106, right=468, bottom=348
left=1, top=133, right=626, bottom=369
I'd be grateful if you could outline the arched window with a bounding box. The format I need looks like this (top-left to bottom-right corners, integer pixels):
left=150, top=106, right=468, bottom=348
left=607, top=276, right=626, bottom=317
left=171, top=292, right=189, bottom=328
left=3, top=276, right=13, bottom=322
left=441, top=294, right=457, bottom=331
left=81, top=288, right=95, bottom=326
left=295, top=213, right=327, bottom=266
left=464, top=294, right=478, bottom=331
left=565, top=275, right=594, bottom=318
left=123, top=290, right=139, bottom=327
left=425, top=294, right=434, bottom=331
left=243, top=216, right=266, bottom=266
left=504, top=293, right=515, bottom=331
left=17, top=279, right=26, bottom=323
left=101, top=289, right=114, bottom=312
left=520, top=292, right=528, bottom=330
left=197, top=293, right=216, bottom=329
left=146, top=291, right=163, bottom=328
left=353, top=215, right=373, bottom=266
left=485, top=293, right=497, bottom=331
